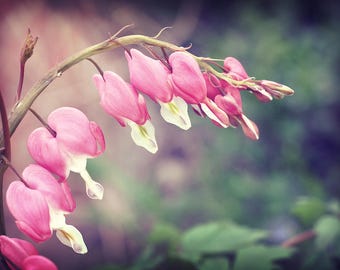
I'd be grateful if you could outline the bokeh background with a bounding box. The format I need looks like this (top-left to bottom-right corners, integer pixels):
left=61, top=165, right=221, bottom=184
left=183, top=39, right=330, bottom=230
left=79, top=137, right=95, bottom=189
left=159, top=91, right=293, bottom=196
left=1, top=0, right=339, bottom=269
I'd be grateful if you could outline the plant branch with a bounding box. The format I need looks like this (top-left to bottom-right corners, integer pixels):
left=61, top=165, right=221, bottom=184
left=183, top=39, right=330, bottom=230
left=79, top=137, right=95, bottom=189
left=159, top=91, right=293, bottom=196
left=1, top=34, right=186, bottom=147
left=1, top=30, right=246, bottom=147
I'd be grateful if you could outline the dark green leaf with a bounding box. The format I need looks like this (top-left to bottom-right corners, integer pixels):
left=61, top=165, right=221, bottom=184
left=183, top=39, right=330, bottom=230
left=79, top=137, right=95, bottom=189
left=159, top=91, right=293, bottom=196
left=233, top=245, right=295, bottom=270
left=314, top=215, right=340, bottom=250
left=199, top=258, right=230, bottom=270
left=181, top=221, right=267, bottom=261
left=291, top=197, right=326, bottom=226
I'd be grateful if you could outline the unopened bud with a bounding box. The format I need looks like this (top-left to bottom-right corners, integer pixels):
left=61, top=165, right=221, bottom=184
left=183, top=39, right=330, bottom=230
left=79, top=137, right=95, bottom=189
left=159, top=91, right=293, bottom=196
left=259, top=80, right=295, bottom=99
left=247, top=84, right=273, bottom=102
left=20, top=28, right=38, bottom=64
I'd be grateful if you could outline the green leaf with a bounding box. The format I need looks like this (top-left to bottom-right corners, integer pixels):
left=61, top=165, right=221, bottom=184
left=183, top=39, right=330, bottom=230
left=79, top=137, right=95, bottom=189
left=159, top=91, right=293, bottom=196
left=199, top=258, right=230, bottom=270
left=151, top=257, right=198, bottom=270
left=314, top=215, right=340, bottom=250
left=180, top=221, right=267, bottom=261
left=291, top=197, right=326, bottom=226
left=233, top=245, right=295, bottom=270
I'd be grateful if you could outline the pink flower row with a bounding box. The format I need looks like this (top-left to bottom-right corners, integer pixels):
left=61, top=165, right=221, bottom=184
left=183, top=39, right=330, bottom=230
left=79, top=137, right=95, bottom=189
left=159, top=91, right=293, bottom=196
left=93, top=48, right=293, bottom=153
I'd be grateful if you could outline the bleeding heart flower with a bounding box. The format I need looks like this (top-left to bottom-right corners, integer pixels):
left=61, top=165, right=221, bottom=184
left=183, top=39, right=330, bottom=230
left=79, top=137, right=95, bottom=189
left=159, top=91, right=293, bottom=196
left=202, top=72, right=259, bottom=140
left=126, top=49, right=191, bottom=130
left=6, top=164, right=87, bottom=254
left=93, top=71, right=158, bottom=153
left=168, top=51, right=207, bottom=104
left=27, top=107, right=105, bottom=200
left=223, top=57, right=249, bottom=81
left=0, top=235, right=57, bottom=270
left=126, top=49, right=173, bottom=103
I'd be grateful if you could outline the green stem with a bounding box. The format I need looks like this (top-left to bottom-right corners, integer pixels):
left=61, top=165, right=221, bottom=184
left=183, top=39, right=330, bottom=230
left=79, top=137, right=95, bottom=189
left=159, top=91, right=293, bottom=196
left=16, top=62, right=25, bottom=102
left=0, top=32, right=244, bottom=146
left=1, top=34, right=184, bottom=146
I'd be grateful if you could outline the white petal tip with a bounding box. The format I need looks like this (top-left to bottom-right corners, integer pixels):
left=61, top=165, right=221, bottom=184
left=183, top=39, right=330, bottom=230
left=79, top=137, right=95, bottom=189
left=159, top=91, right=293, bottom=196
left=160, top=97, right=192, bottom=130
left=86, top=182, right=104, bottom=200
left=128, top=120, right=158, bottom=154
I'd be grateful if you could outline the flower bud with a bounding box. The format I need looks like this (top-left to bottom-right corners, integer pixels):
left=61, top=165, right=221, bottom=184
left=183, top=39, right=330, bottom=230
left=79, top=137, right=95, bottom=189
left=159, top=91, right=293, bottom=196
left=259, top=80, right=295, bottom=99
left=224, top=57, right=249, bottom=81
left=20, top=28, right=38, bottom=64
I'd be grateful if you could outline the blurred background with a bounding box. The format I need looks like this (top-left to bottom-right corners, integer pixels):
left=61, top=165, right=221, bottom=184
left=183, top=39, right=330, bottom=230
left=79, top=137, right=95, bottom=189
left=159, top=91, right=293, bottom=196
left=0, top=0, right=339, bottom=269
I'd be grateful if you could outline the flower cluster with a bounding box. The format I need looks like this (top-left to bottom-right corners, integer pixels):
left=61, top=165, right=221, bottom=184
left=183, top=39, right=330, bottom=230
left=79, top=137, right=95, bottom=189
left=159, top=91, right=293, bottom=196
left=6, top=107, right=105, bottom=254
left=93, top=49, right=294, bottom=152
left=3, top=38, right=294, bottom=270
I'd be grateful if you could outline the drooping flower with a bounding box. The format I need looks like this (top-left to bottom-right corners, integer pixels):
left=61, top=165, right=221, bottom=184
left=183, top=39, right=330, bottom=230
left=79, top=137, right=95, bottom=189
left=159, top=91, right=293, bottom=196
left=126, top=49, right=191, bottom=130
left=215, top=85, right=259, bottom=140
left=0, top=235, right=57, bottom=270
left=167, top=51, right=230, bottom=128
left=203, top=72, right=259, bottom=140
left=6, top=164, right=87, bottom=254
left=27, top=107, right=105, bottom=200
left=223, top=57, right=249, bottom=81
left=126, top=49, right=173, bottom=103
left=168, top=51, right=207, bottom=104
left=93, top=71, right=158, bottom=153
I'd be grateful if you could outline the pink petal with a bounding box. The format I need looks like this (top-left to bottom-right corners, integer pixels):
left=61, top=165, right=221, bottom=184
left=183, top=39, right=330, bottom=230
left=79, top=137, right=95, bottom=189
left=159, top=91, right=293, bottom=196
left=6, top=181, right=52, bottom=242
left=224, top=57, right=249, bottom=81
left=237, top=114, right=260, bottom=140
left=126, top=49, right=173, bottom=103
left=27, top=127, right=68, bottom=180
left=23, top=255, right=58, bottom=270
left=22, top=164, right=75, bottom=213
left=215, top=85, right=243, bottom=116
left=93, top=71, right=150, bottom=125
left=201, top=98, right=230, bottom=127
left=48, top=107, right=105, bottom=158
left=0, top=236, right=38, bottom=269
left=89, top=121, right=106, bottom=156
left=169, top=51, right=207, bottom=104
left=203, top=72, right=222, bottom=100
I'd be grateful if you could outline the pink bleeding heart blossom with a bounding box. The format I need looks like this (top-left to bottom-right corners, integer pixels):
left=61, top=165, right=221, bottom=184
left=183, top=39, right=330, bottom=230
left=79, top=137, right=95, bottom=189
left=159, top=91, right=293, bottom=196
left=0, top=235, right=57, bottom=270
left=126, top=49, right=173, bottom=103
left=203, top=72, right=259, bottom=140
left=6, top=164, right=87, bottom=254
left=93, top=71, right=158, bottom=153
left=168, top=51, right=207, bottom=104
left=126, top=49, right=191, bottom=130
left=223, top=57, right=249, bottom=81
left=224, top=57, right=274, bottom=102
left=27, top=107, right=105, bottom=200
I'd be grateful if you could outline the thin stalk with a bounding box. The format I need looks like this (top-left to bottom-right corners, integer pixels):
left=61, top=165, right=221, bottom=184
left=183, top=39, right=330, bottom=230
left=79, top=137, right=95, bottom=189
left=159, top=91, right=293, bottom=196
left=29, top=108, right=56, bottom=137
left=1, top=34, right=185, bottom=145
left=0, top=90, right=11, bottom=269
left=281, top=229, right=316, bottom=247
left=86, top=58, right=104, bottom=78
left=16, top=62, right=25, bottom=102
left=0, top=90, right=10, bottom=237
left=0, top=91, right=11, bottom=162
